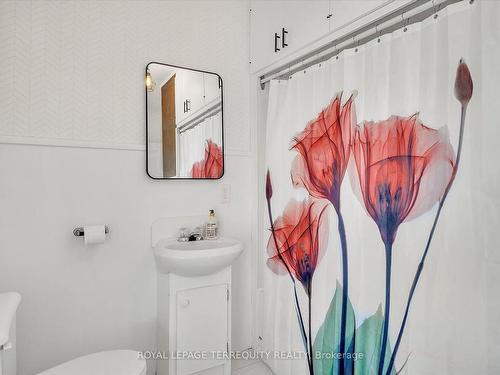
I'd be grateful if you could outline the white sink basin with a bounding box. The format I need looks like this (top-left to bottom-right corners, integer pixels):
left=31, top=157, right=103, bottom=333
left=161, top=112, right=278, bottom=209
left=153, top=238, right=243, bottom=276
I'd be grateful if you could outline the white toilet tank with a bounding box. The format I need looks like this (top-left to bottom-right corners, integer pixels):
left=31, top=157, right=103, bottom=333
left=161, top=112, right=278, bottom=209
left=0, top=293, right=21, bottom=375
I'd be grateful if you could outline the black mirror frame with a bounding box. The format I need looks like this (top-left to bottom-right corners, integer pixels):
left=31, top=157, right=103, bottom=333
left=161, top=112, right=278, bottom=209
left=145, top=61, right=225, bottom=180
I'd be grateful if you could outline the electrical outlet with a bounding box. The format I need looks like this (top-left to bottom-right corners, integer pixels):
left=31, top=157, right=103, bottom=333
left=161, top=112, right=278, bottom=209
left=221, top=185, right=231, bottom=204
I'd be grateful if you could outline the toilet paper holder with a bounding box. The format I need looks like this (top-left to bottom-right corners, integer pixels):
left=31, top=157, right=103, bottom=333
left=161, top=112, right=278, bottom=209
left=73, top=226, right=109, bottom=237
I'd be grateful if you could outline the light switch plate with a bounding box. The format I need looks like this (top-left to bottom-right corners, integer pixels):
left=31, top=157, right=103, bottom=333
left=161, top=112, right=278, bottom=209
left=221, top=185, right=231, bottom=204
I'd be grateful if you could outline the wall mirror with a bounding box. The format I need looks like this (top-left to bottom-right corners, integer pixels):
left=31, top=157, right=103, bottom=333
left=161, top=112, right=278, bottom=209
left=146, top=62, right=224, bottom=179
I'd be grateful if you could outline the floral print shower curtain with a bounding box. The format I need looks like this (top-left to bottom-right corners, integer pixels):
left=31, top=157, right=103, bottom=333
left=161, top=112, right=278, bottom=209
left=261, top=2, right=500, bottom=374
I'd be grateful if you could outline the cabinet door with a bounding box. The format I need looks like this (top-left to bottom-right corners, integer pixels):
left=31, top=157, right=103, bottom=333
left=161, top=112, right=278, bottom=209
left=249, top=1, right=331, bottom=72
left=183, top=70, right=205, bottom=116
left=331, top=0, right=388, bottom=31
left=175, top=70, right=188, bottom=124
left=175, top=70, right=205, bottom=125
left=176, top=284, right=228, bottom=375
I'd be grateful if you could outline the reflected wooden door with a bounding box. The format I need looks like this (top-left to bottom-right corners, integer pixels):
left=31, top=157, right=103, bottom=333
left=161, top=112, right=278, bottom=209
left=162, top=74, right=176, bottom=177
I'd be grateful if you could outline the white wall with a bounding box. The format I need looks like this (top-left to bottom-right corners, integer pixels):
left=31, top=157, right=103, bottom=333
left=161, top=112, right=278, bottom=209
left=0, top=1, right=252, bottom=374
left=147, top=65, right=176, bottom=177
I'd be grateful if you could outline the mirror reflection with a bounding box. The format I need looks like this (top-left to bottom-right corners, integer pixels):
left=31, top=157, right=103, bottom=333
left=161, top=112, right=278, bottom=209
left=146, top=63, right=223, bottom=179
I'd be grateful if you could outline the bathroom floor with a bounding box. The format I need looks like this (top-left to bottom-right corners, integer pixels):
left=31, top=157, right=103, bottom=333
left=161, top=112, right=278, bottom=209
left=232, top=358, right=274, bottom=375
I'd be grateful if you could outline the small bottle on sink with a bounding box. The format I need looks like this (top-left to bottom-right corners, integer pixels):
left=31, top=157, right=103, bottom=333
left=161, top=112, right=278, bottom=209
left=205, top=209, right=218, bottom=240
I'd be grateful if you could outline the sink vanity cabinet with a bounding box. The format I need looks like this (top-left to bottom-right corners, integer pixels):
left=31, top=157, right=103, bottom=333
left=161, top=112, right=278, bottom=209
left=151, top=217, right=243, bottom=375
left=157, top=269, right=232, bottom=375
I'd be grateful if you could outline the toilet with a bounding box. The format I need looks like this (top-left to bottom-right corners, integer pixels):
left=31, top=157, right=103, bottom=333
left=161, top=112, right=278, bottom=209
left=0, top=293, right=146, bottom=375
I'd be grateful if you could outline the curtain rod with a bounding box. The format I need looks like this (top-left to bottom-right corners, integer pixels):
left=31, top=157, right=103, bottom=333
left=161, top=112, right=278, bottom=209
left=177, top=99, right=222, bottom=134
left=259, top=0, right=465, bottom=88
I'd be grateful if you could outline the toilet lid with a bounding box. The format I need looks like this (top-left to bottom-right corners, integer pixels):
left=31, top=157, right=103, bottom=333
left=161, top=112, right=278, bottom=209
left=37, top=350, right=147, bottom=375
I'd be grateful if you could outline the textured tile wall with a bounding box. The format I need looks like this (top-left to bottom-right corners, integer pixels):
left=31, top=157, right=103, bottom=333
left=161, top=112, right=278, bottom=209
left=0, top=0, right=250, bottom=153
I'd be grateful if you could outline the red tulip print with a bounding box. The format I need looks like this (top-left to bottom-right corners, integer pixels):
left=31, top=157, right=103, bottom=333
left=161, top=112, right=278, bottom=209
left=191, top=140, right=223, bottom=178
left=266, top=58, right=472, bottom=375
left=454, top=58, right=473, bottom=107
left=352, top=114, right=455, bottom=246
left=267, top=198, right=329, bottom=294
left=352, top=114, right=456, bottom=374
left=266, top=171, right=328, bottom=374
left=290, top=93, right=356, bottom=373
left=291, top=94, right=355, bottom=209
left=386, top=59, right=473, bottom=374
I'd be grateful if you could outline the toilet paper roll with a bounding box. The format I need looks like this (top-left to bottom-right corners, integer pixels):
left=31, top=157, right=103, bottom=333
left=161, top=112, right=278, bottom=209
left=83, top=225, right=106, bottom=246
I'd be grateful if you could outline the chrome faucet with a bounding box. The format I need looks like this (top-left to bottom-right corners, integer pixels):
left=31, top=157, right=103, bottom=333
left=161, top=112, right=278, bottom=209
left=189, top=226, right=204, bottom=241
left=177, top=226, right=204, bottom=242
left=177, top=227, right=189, bottom=242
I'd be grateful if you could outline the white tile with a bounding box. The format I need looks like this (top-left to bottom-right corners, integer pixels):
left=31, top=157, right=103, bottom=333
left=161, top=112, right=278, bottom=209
left=232, top=349, right=260, bottom=371
left=232, top=361, right=274, bottom=375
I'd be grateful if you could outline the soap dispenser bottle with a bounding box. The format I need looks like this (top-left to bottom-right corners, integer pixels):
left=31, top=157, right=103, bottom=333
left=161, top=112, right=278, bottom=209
left=205, top=209, right=218, bottom=240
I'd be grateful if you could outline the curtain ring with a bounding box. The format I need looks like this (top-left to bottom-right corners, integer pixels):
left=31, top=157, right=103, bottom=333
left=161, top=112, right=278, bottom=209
left=432, top=0, right=439, bottom=19
left=313, top=50, right=322, bottom=68
left=353, top=36, right=359, bottom=53
left=376, top=24, right=381, bottom=43
left=401, top=12, right=409, bottom=32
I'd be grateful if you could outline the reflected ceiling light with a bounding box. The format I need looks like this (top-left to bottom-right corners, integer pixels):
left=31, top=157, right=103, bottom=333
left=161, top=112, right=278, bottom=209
left=145, top=69, right=156, bottom=92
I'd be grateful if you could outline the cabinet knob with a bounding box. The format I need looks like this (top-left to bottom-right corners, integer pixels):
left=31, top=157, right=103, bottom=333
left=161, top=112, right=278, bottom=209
left=180, top=299, right=190, bottom=308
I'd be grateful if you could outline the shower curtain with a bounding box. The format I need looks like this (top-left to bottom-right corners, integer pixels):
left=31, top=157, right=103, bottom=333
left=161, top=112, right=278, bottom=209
left=178, top=111, right=222, bottom=176
left=261, top=2, right=500, bottom=374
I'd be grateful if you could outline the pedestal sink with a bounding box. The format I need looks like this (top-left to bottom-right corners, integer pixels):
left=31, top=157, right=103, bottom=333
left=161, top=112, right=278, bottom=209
left=153, top=236, right=243, bottom=375
left=153, top=237, right=243, bottom=276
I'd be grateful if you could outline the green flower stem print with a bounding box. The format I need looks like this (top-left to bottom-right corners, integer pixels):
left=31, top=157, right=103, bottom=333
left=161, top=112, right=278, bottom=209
left=314, top=284, right=396, bottom=375
left=313, top=283, right=355, bottom=375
